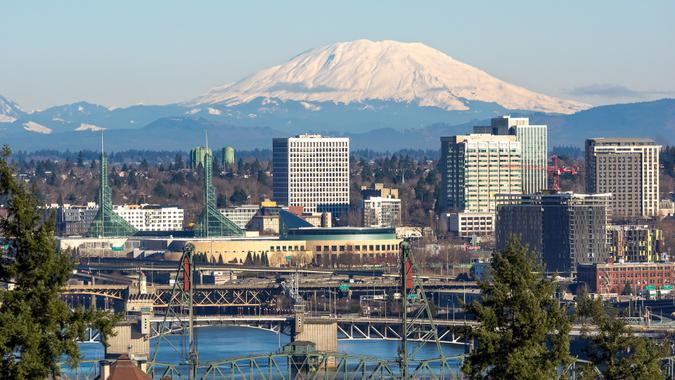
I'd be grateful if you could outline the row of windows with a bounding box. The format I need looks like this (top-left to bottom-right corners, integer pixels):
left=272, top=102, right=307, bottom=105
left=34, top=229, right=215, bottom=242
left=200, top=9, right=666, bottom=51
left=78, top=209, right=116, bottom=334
left=315, top=244, right=398, bottom=252
left=269, top=245, right=305, bottom=252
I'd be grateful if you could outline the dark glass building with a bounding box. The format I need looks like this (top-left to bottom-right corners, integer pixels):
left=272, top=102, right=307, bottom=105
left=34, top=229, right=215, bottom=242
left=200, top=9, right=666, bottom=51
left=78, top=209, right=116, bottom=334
left=496, top=192, right=611, bottom=275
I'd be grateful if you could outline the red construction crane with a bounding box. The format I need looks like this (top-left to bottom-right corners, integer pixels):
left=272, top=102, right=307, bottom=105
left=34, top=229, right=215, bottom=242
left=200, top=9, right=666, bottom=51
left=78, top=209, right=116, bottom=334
left=505, top=155, right=578, bottom=192
left=547, top=155, right=578, bottom=192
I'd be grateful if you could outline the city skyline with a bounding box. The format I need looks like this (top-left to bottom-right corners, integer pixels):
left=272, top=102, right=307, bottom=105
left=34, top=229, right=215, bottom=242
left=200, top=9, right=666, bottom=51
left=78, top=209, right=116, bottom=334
left=2, top=1, right=674, bottom=109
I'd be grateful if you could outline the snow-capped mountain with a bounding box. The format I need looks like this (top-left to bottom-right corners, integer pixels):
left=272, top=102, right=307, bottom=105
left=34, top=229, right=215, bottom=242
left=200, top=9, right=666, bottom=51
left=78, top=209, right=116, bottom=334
left=195, top=39, right=588, bottom=114
left=0, top=95, right=25, bottom=123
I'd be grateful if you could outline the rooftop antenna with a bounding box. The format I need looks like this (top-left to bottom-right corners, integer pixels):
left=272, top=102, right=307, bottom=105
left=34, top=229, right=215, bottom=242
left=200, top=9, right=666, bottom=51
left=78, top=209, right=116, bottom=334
left=205, top=129, right=208, bottom=149
left=101, top=130, right=104, bottom=154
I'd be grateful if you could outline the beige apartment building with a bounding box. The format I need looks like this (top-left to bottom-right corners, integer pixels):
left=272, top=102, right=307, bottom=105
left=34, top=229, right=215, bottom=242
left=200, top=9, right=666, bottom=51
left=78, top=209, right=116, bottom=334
left=585, top=138, right=660, bottom=219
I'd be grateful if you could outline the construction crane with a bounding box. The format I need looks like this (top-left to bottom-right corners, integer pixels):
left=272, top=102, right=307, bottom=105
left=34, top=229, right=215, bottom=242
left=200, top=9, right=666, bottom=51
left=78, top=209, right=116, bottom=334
left=547, top=155, right=578, bottom=192
left=506, top=155, right=579, bottom=192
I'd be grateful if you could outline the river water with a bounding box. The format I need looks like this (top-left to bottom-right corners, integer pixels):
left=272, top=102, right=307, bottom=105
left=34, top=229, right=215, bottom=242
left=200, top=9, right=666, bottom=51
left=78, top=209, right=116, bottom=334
left=65, top=326, right=465, bottom=379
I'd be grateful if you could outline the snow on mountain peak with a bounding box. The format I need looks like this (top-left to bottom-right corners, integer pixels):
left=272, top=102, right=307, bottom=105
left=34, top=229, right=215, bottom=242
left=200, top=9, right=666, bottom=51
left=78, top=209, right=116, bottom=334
left=75, top=123, right=106, bottom=132
left=23, top=121, right=52, bottom=134
left=194, top=39, right=588, bottom=114
left=0, top=95, right=25, bottom=123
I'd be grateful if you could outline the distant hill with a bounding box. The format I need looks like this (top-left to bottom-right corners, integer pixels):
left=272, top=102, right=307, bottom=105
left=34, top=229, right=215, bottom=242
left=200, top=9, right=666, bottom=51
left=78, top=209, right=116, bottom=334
left=530, top=98, right=675, bottom=146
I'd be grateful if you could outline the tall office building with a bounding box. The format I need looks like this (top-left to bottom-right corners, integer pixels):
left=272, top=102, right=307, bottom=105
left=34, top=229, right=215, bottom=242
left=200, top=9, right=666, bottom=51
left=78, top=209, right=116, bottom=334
left=585, top=138, right=660, bottom=219
left=440, top=134, right=521, bottom=235
left=273, top=134, right=350, bottom=217
left=474, top=116, right=547, bottom=194
left=189, top=146, right=212, bottom=170
left=496, top=192, right=611, bottom=274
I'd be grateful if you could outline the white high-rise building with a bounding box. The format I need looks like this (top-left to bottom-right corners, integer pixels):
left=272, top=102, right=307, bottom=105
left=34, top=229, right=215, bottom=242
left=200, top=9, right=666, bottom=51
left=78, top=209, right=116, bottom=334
left=476, top=116, right=548, bottom=194
left=273, top=134, right=350, bottom=217
left=112, top=204, right=184, bottom=231
left=441, top=134, right=522, bottom=236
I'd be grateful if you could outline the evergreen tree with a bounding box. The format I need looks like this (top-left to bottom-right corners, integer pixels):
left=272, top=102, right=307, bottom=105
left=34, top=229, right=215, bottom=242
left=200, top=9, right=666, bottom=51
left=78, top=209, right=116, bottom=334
left=126, top=172, right=137, bottom=188
left=217, top=254, right=224, bottom=265
left=152, top=182, right=168, bottom=198
left=244, top=252, right=253, bottom=266
left=575, top=290, right=667, bottom=379
left=0, top=146, right=118, bottom=379
left=174, top=153, right=184, bottom=170
left=462, top=237, right=571, bottom=379
left=229, top=188, right=248, bottom=205
left=217, top=193, right=228, bottom=208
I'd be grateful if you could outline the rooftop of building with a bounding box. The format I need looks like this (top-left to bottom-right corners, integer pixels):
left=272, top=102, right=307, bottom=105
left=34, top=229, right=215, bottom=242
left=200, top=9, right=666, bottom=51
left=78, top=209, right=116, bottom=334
left=496, top=192, right=612, bottom=205
left=96, top=354, right=150, bottom=380
left=113, top=204, right=182, bottom=210
left=607, top=224, right=656, bottom=231
left=220, top=204, right=261, bottom=210
left=579, top=262, right=675, bottom=269
left=440, top=134, right=518, bottom=143
left=587, top=137, right=657, bottom=144
left=363, top=196, right=402, bottom=202
left=283, top=226, right=397, bottom=241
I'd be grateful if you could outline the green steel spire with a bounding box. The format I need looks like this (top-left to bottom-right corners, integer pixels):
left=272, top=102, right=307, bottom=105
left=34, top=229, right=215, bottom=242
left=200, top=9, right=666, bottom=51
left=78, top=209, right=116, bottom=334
left=87, top=150, right=137, bottom=237
left=195, top=149, right=243, bottom=237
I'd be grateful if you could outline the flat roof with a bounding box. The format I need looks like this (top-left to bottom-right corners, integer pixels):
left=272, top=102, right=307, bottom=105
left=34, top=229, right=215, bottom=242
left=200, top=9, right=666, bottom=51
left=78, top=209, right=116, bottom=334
left=587, top=137, right=657, bottom=144
left=284, top=227, right=397, bottom=241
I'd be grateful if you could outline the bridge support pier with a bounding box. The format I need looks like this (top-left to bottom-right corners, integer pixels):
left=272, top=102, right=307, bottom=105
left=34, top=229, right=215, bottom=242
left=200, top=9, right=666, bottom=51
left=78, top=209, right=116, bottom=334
left=107, top=316, right=150, bottom=361
left=293, top=318, right=337, bottom=368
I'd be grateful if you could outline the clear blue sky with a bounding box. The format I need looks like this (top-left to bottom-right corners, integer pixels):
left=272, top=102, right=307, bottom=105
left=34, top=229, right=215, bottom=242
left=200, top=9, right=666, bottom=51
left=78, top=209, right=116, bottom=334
left=2, top=1, right=674, bottom=110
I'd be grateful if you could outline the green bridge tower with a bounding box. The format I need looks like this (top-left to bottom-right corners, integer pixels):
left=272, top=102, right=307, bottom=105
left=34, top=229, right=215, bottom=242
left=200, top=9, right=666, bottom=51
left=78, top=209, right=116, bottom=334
left=87, top=138, right=136, bottom=237
left=195, top=144, right=243, bottom=237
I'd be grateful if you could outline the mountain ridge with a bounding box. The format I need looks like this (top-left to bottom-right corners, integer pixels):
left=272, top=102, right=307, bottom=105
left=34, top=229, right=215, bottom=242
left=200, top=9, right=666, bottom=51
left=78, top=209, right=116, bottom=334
left=2, top=99, right=673, bottom=152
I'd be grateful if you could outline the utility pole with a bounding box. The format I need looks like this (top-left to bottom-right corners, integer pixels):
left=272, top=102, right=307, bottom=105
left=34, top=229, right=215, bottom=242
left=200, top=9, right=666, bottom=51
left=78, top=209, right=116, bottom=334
left=399, top=241, right=409, bottom=379
left=186, top=247, right=197, bottom=380
left=150, top=243, right=198, bottom=379
left=398, top=240, right=446, bottom=379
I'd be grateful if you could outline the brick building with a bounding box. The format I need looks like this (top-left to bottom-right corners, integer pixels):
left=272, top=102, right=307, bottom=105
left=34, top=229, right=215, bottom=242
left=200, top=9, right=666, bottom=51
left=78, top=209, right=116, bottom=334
left=577, top=262, right=675, bottom=294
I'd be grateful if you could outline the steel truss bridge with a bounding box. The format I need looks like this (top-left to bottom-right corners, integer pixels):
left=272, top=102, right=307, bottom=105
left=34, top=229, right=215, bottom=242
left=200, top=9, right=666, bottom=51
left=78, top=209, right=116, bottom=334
left=62, top=284, right=281, bottom=309
left=144, top=315, right=476, bottom=345
left=145, top=352, right=675, bottom=380
left=149, top=352, right=465, bottom=380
